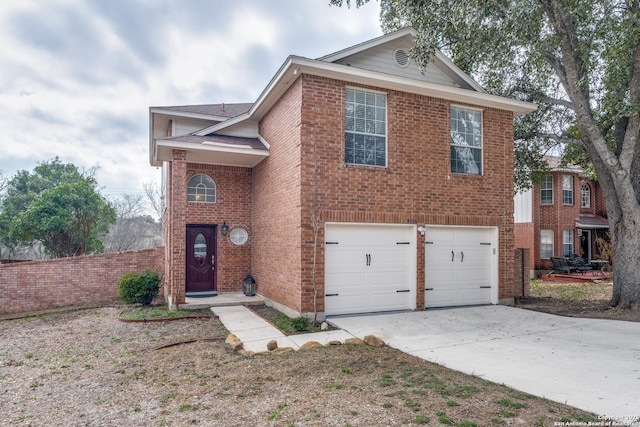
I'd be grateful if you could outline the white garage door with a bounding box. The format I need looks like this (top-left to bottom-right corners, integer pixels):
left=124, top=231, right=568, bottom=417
left=324, top=224, right=416, bottom=316
left=424, top=227, right=496, bottom=308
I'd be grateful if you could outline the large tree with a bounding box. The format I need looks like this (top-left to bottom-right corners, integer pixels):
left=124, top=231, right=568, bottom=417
left=0, top=158, right=116, bottom=258
left=331, top=0, right=640, bottom=308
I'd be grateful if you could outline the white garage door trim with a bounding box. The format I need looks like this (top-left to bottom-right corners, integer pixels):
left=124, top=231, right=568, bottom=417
left=424, top=225, right=498, bottom=308
left=324, top=223, right=417, bottom=316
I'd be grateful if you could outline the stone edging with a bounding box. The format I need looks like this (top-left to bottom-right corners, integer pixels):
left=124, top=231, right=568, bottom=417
left=225, top=333, right=385, bottom=356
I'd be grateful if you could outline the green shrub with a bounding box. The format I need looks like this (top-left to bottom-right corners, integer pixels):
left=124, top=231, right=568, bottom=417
left=290, top=315, right=310, bottom=332
left=118, top=269, right=161, bottom=305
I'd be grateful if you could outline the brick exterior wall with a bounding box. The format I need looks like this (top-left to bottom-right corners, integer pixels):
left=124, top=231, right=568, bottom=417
left=514, top=222, right=535, bottom=270
left=163, top=150, right=254, bottom=306
left=252, top=78, right=303, bottom=311
left=0, top=247, right=164, bottom=315
left=184, top=164, right=252, bottom=292
left=247, top=75, right=518, bottom=314
left=523, top=172, right=606, bottom=272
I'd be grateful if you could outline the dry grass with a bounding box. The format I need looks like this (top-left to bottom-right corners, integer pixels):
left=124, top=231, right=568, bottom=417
left=0, top=307, right=599, bottom=426
left=517, top=279, right=640, bottom=322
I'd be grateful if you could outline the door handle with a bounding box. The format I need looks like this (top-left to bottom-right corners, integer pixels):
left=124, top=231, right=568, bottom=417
left=211, top=255, right=215, bottom=271
left=451, top=251, right=454, bottom=262
left=461, top=251, right=464, bottom=262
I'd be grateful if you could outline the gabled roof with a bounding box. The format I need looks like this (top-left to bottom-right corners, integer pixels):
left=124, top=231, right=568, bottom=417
left=149, top=28, right=537, bottom=167
left=317, top=27, right=486, bottom=93
left=151, top=103, right=252, bottom=120
left=195, top=28, right=536, bottom=137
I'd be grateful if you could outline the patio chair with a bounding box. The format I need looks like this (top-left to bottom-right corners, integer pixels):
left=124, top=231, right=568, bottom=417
left=551, top=257, right=574, bottom=274
left=567, top=256, right=593, bottom=275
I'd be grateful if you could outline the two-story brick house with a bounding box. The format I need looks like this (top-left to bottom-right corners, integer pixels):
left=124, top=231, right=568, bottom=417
left=149, top=28, right=536, bottom=318
left=514, top=157, right=609, bottom=275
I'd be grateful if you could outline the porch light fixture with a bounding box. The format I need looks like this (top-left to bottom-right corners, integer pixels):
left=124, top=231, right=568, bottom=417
left=221, top=222, right=229, bottom=236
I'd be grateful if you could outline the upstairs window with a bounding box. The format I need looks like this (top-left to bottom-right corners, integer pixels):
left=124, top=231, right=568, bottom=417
left=563, top=175, right=574, bottom=205
left=345, top=87, right=387, bottom=167
left=540, top=175, right=553, bottom=205
left=581, top=183, right=591, bottom=208
left=187, top=174, right=216, bottom=203
left=450, top=106, right=482, bottom=175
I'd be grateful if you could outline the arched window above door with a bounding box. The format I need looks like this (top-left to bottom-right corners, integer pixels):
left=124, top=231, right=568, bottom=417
left=187, top=174, right=216, bottom=203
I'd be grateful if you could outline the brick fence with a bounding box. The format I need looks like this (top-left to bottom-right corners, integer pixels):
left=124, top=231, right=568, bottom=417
left=0, top=247, right=164, bottom=315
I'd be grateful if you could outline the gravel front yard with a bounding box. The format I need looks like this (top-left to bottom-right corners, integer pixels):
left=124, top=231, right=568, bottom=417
left=0, top=306, right=598, bottom=426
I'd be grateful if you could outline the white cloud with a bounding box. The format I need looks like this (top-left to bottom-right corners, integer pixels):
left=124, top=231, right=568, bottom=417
left=0, top=0, right=381, bottom=197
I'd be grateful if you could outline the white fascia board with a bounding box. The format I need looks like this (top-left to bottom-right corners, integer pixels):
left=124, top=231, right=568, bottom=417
left=258, top=134, right=270, bottom=149
left=432, top=51, right=486, bottom=93
left=291, top=57, right=536, bottom=115
left=149, top=107, right=227, bottom=122
left=317, top=27, right=415, bottom=62
left=153, top=139, right=269, bottom=168
left=155, top=139, right=267, bottom=155
left=149, top=110, right=155, bottom=165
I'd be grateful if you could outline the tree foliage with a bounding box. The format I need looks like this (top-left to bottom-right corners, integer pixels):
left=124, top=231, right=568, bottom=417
left=104, top=194, right=161, bottom=253
left=0, top=158, right=116, bottom=258
left=330, top=0, right=640, bottom=307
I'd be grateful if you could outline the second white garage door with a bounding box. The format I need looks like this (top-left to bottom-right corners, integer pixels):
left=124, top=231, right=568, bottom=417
left=324, top=223, right=416, bottom=316
left=424, top=226, right=497, bottom=308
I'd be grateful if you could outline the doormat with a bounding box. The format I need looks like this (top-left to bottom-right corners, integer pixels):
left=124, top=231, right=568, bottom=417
left=185, top=292, right=218, bottom=298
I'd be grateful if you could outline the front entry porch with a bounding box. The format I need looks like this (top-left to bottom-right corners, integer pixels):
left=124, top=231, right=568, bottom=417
left=180, top=292, right=264, bottom=310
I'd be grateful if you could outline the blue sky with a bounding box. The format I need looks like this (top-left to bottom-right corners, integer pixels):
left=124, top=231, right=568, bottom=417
left=0, top=0, right=381, bottom=198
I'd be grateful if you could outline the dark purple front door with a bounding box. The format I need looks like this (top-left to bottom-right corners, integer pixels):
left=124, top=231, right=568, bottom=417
left=186, top=225, right=217, bottom=292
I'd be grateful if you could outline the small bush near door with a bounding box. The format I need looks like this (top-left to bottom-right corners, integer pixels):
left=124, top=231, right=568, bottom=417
left=118, top=269, right=161, bottom=305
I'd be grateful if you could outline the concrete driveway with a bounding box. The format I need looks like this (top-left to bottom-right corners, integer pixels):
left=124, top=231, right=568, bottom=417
left=329, top=305, right=640, bottom=416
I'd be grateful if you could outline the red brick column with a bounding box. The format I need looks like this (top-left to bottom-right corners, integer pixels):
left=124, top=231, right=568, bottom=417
left=168, top=150, right=187, bottom=307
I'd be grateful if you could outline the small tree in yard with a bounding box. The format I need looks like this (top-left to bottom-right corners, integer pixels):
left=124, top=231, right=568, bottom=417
left=118, top=269, right=161, bottom=305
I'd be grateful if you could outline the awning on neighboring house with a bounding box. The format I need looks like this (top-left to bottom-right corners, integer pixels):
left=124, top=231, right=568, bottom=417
left=575, top=214, right=609, bottom=229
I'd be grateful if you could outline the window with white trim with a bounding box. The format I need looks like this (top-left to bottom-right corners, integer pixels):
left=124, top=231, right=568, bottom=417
left=450, top=106, right=482, bottom=175
left=345, top=87, right=387, bottom=167
left=187, top=174, right=216, bottom=203
left=540, top=229, right=553, bottom=259
left=562, top=175, right=574, bottom=205
left=563, top=230, right=574, bottom=257
left=581, top=183, right=591, bottom=208
left=540, top=175, right=553, bottom=205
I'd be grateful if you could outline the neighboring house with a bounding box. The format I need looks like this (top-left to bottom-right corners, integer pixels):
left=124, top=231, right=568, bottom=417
left=514, top=157, right=609, bottom=275
left=148, top=28, right=536, bottom=318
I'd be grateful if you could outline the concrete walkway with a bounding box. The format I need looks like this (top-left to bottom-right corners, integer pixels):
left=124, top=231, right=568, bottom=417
left=329, top=305, right=640, bottom=416
left=211, top=305, right=355, bottom=353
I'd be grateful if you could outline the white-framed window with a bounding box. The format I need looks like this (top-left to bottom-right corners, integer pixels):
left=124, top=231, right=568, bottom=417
left=581, top=183, right=591, bottom=208
left=187, top=174, right=216, bottom=203
left=540, top=229, right=554, bottom=259
left=563, top=230, right=574, bottom=257
left=540, top=175, right=553, bottom=205
left=345, top=87, right=387, bottom=167
left=450, top=106, right=482, bottom=175
left=563, top=175, right=574, bottom=205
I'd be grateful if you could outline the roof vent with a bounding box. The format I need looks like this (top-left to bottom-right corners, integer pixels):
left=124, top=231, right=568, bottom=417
left=394, top=48, right=409, bottom=68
